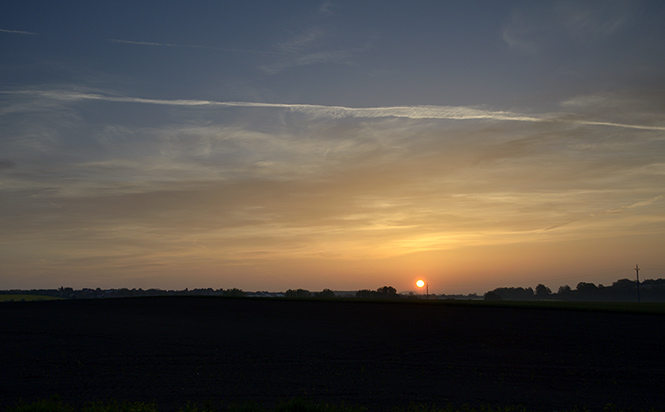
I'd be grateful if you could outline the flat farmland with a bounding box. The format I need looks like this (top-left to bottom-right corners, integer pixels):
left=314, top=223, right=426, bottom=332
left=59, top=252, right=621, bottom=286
left=1, top=297, right=664, bottom=411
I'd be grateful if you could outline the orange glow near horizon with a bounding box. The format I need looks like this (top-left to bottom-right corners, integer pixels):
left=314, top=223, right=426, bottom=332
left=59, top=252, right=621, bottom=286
left=1, top=75, right=664, bottom=295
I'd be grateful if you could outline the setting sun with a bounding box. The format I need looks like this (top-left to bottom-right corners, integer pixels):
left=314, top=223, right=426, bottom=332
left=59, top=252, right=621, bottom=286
left=416, top=279, right=425, bottom=288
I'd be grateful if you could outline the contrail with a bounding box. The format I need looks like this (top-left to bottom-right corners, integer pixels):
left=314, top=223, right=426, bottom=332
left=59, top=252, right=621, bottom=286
left=3, top=89, right=665, bottom=131
left=601, top=195, right=664, bottom=214
left=0, top=28, right=38, bottom=35
left=542, top=195, right=664, bottom=231
left=0, top=90, right=547, bottom=122
left=571, top=120, right=665, bottom=131
left=108, top=38, right=280, bottom=55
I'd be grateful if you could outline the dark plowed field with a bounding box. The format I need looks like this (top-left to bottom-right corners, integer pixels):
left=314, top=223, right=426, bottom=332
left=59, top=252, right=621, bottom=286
left=1, top=297, right=664, bottom=411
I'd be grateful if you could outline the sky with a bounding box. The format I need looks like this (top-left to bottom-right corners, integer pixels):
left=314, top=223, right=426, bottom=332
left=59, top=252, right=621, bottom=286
left=1, top=1, right=665, bottom=294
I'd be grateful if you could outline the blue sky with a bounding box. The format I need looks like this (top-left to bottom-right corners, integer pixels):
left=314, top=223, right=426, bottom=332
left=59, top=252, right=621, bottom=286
left=2, top=1, right=665, bottom=293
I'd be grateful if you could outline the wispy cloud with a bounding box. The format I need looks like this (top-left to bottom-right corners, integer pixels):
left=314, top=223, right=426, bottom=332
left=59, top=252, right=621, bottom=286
left=2, top=83, right=664, bottom=290
left=260, top=9, right=371, bottom=75
left=0, top=159, right=17, bottom=170
left=605, top=195, right=664, bottom=214
left=0, top=28, right=38, bottom=35
left=543, top=195, right=664, bottom=231
left=108, top=38, right=278, bottom=55
left=503, top=0, right=635, bottom=53
left=554, top=0, right=632, bottom=44
left=275, top=28, right=326, bottom=54
left=261, top=48, right=358, bottom=74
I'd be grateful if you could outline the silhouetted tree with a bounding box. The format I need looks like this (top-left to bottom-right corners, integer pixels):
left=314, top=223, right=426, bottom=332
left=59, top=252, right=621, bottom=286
left=222, top=288, right=245, bottom=297
left=484, top=291, right=502, bottom=301
left=640, top=279, right=665, bottom=302
left=557, top=285, right=571, bottom=294
left=115, top=288, right=133, bottom=298
left=376, top=286, right=398, bottom=298
left=58, top=287, right=75, bottom=298
left=487, top=287, right=534, bottom=301
left=356, top=289, right=374, bottom=299
left=576, top=282, right=598, bottom=300
left=315, top=289, right=335, bottom=298
left=603, top=279, right=638, bottom=301
left=285, top=289, right=312, bottom=298
left=355, top=287, right=399, bottom=299
left=556, top=285, right=572, bottom=300
left=535, top=284, right=552, bottom=298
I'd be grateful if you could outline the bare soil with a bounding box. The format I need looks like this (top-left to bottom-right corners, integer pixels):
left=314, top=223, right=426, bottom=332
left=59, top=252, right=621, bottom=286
left=1, top=297, right=664, bottom=411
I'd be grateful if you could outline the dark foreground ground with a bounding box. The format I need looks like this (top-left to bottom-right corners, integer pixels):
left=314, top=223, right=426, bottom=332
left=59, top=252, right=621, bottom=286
left=1, top=297, right=664, bottom=411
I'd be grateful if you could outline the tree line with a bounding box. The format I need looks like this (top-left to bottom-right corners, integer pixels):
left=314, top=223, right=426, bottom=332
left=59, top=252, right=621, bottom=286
left=3, top=278, right=665, bottom=302
left=483, top=278, right=665, bottom=302
left=0, top=287, right=248, bottom=300
left=0, top=286, right=402, bottom=300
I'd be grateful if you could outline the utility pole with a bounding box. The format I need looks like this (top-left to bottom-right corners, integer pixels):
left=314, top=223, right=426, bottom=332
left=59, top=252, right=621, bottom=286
left=635, top=264, right=641, bottom=303
left=416, top=279, right=429, bottom=299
